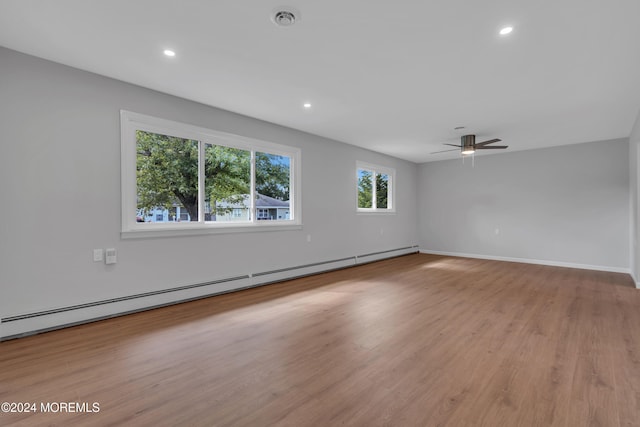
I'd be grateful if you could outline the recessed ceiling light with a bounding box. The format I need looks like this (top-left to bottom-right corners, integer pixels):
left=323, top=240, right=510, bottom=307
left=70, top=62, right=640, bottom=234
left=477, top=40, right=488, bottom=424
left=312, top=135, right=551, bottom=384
left=272, top=7, right=301, bottom=27
left=303, top=103, right=312, bottom=109
left=499, top=26, right=513, bottom=35
left=163, top=49, right=176, bottom=57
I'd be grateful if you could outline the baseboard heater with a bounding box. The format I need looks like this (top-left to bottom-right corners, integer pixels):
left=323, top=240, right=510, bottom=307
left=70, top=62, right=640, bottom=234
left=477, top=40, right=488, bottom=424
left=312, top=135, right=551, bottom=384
left=1, top=245, right=418, bottom=340
left=1, top=275, right=251, bottom=323
left=356, top=247, right=416, bottom=262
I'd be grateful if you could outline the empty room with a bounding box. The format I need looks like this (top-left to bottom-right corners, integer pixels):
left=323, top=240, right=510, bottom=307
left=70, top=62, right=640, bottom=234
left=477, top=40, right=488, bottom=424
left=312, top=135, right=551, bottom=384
left=1, top=1, right=640, bottom=426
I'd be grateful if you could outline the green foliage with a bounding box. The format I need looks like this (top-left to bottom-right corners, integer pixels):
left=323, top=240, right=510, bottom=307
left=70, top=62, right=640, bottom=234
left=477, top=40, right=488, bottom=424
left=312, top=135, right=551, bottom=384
left=204, top=144, right=251, bottom=216
left=376, top=173, right=388, bottom=209
left=358, top=170, right=388, bottom=209
left=256, top=152, right=290, bottom=201
left=136, top=131, right=291, bottom=221
left=358, top=170, right=373, bottom=208
left=136, top=131, right=199, bottom=220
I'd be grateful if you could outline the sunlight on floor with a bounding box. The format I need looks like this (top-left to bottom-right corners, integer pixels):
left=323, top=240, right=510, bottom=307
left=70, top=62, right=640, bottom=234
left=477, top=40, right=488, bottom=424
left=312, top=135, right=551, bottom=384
left=420, top=258, right=480, bottom=272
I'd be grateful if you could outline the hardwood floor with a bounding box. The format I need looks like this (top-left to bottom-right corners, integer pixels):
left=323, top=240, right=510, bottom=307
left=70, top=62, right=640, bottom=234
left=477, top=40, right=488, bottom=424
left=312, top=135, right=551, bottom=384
left=1, top=253, right=639, bottom=426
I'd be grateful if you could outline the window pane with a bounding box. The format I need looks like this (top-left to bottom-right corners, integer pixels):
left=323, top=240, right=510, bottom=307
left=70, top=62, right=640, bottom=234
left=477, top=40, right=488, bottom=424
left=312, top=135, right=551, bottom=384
left=204, top=144, right=251, bottom=222
left=136, top=130, right=199, bottom=222
left=376, top=173, right=389, bottom=209
left=255, top=152, right=291, bottom=220
left=358, top=169, right=373, bottom=208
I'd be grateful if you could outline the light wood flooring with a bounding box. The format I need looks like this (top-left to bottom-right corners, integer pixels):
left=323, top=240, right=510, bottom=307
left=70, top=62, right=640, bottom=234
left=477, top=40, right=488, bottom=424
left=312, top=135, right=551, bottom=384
left=1, top=253, right=639, bottom=426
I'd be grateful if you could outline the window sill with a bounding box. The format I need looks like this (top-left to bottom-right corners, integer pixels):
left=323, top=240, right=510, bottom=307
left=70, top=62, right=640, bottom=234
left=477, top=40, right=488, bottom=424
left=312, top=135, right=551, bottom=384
left=356, top=209, right=396, bottom=215
left=121, top=222, right=302, bottom=239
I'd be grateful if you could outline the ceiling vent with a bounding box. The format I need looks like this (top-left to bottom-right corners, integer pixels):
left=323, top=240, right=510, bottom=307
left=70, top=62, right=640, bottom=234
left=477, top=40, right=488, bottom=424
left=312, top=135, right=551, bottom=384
left=272, top=7, right=300, bottom=27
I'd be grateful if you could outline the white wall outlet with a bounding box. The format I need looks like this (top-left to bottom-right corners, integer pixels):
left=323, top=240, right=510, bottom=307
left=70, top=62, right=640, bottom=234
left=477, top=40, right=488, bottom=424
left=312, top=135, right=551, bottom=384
left=105, top=248, right=117, bottom=264
left=93, top=249, right=103, bottom=262
left=306, top=234, right=312, bottom=242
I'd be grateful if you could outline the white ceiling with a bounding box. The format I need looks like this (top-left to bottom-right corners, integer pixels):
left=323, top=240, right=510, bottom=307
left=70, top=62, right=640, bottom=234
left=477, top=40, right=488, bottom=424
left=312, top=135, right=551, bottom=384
left=1, top=0, right=639, bottom=163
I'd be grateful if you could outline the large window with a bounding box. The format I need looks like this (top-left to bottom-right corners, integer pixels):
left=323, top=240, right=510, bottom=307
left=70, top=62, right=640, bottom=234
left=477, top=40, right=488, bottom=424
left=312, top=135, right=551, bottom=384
left=121, top=111, right=301, bottom=236
left=356, top=161, right=395, bottom=213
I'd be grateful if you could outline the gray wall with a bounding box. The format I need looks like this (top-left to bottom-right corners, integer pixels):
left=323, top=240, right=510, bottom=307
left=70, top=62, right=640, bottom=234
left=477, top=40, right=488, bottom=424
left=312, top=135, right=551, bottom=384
left=0, top=47, right=418, bottom=337
left=630, top=109, right=640, bottom=284
left=418, top=140, right=630, bottom=271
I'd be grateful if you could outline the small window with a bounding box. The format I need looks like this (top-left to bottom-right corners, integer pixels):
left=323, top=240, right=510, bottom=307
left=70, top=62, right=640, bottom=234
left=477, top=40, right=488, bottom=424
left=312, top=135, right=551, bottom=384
left=121, top=111, right=302, bottom=237
left=356, top=162, right=395, bottom=213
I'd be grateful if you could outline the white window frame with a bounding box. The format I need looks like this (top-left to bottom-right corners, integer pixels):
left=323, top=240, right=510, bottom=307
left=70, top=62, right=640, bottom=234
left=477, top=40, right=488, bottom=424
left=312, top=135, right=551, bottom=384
left=121, top=110, right=302, bottom=238
left=356, top=161, right=396, bottom=213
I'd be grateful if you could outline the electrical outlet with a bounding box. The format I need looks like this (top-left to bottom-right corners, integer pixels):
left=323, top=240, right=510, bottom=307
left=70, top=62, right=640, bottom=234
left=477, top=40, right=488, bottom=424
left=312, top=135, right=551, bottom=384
left=105, top=248, right=117, bottom=264
left=93, top=249, right=103, bottom=262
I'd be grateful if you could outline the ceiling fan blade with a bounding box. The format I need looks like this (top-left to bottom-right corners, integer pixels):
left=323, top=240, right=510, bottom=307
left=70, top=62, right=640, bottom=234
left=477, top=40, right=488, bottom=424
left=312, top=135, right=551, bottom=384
left=444, top=143, right=462, bottom=148
left=477, top=145, right=508, bottom=149
left=430, top=148, right=460, bottom=154
left=475, top=138, right=502, bottom=147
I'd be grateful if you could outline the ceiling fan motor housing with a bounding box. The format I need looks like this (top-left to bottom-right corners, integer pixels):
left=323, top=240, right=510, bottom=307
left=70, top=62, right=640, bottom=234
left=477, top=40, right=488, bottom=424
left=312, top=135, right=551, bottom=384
left=461, top=134, right=475, bottom=152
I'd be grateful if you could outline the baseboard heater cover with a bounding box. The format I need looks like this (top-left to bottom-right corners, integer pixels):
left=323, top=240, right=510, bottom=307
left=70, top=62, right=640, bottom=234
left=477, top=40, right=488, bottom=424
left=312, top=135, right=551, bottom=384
left=1, top=274, right=250, bottom=323
left=354, top=245, right=420, bottom=265
left=1, top=246, right=419, bottom=340
left=253, top=256, right=355, bottom=277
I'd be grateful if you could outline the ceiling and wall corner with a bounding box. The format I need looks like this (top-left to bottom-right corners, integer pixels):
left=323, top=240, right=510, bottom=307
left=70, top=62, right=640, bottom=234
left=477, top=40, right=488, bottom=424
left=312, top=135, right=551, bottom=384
left=0, top=0, right=639, bottom=163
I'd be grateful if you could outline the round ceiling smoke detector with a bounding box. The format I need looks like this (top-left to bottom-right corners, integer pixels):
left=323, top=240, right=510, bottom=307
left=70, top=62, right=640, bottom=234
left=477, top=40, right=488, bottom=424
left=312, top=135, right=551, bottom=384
left=271, top=7, right=300, bottom=27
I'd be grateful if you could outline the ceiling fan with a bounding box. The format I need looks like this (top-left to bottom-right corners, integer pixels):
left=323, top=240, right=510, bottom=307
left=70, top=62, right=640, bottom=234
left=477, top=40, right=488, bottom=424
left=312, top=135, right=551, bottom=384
left=431, top=134, right=508, bottom=155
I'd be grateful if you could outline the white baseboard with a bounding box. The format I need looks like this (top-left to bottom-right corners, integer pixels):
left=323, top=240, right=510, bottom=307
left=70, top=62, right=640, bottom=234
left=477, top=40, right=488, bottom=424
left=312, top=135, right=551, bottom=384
left=420, top=249, right=632, bottom=275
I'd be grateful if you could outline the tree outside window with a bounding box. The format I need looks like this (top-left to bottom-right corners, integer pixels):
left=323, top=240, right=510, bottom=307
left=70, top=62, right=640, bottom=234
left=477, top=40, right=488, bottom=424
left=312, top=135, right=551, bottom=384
left=356, top=162, right=394, bottom=212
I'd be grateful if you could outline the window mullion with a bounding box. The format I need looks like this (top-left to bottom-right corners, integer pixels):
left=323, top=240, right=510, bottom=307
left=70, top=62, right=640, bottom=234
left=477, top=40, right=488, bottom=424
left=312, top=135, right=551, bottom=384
left=250, top=150, right=256, bottom=222
left=388, top=174, right=392, bottom=210
left=289, top=156, right=295, bottom=221
left=372, top=171, right=377, bottom=210
left=198, top=140, right=205, bottom=223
